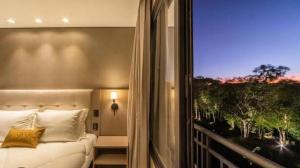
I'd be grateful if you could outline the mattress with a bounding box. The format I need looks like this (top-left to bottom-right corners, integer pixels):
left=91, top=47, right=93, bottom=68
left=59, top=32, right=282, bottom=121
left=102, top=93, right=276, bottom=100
left=0, top=134, right=97, bottom=168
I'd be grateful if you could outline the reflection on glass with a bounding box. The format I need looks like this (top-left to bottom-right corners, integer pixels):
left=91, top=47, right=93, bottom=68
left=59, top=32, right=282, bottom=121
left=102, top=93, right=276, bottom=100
left=151, top=0, right=176, bottom=167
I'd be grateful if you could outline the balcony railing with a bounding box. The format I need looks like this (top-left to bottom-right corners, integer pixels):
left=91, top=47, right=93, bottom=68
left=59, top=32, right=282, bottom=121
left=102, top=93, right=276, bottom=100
left=193, top=124, right=285, bottom=168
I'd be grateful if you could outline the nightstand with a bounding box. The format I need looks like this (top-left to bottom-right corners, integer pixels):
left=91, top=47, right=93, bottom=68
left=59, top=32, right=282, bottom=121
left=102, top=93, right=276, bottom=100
left=93, top=136, right=128, bottom=168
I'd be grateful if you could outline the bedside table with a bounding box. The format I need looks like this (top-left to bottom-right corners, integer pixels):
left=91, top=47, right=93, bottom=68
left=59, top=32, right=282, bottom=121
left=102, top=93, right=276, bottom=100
left=93, top=136, right=128, bottom=168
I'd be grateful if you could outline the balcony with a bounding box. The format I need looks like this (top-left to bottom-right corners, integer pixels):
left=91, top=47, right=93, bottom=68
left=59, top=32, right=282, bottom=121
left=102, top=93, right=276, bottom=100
left=193, top=124, right=285, bottom=168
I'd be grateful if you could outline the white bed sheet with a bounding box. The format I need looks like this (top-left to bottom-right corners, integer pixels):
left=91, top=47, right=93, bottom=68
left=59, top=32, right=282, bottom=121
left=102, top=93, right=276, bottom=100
left=0, top=134, right=96, bottom=168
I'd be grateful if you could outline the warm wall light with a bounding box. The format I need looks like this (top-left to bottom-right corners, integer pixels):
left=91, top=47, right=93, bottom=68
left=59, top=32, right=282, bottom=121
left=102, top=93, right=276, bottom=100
left=110, top=92, right=119, bottom=115
left=62, top=17, right=69, bottom=23
left=35, top=18, right=42, bottom=24
left=7, top=18, right=15, bottom=24
left=111, top=92, right=118, bottom=100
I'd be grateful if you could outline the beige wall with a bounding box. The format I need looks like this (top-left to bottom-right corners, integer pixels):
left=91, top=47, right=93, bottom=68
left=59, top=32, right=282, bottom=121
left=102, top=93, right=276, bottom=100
left=0, top=27, right=134, bottom=89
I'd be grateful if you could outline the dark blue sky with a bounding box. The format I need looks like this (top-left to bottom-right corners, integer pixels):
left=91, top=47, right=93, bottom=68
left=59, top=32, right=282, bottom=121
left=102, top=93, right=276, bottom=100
left=193, top=0, right=300, bottom=79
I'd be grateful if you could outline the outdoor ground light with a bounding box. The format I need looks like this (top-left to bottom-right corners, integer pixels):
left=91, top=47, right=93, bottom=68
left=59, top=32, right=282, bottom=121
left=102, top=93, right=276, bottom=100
left=110, top=92, right=119, bottom=115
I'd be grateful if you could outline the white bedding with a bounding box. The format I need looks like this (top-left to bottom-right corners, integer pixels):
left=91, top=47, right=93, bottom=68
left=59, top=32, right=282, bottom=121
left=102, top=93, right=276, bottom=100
left=0, top=134, right=96, bottom=168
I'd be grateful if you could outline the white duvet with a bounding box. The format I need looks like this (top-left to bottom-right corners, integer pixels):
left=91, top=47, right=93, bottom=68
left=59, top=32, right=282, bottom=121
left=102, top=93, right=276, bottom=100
left=0, top=134, right=96, bottom=168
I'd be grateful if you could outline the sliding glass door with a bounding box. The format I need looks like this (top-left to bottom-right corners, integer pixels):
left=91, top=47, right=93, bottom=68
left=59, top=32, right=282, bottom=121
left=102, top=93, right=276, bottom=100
left=150, top=0, right=177, bottom=167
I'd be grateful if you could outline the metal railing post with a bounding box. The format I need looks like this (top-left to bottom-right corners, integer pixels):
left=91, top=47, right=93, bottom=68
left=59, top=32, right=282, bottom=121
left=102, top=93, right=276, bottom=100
left=201, top=132, right=204, bottom=168
left=206, top=135, right=210, bottom=168
left=196, top=130, right=199, bottom=167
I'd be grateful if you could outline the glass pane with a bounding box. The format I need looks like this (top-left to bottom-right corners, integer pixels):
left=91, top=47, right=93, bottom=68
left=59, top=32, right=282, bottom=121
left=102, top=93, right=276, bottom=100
left=150, top=0, right=176, bottom=167
left=193, top=0, right=300, bottom=167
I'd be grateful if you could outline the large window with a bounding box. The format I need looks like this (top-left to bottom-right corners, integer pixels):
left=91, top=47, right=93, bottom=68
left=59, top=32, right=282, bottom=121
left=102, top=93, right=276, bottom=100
left=193, top=0, right=300, bottom=167
left=150, top=0, right=177, bottom=167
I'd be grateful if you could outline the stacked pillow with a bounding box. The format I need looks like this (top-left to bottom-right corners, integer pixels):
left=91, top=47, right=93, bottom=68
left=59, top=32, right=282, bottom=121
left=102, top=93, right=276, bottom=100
left=2, top=128, right=45, bottom=148
left=0, top=108, right=89, bottom=147
left=36, top=109, right=88, bottom=142
left=0, top=109, right=38, bottom=142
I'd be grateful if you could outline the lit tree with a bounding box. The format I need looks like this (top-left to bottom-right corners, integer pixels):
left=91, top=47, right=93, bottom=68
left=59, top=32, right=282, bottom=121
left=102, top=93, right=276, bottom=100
left=222, top=83, right=258, bottom=138
left=263, top=80, right=300, bottom=145
left=194, top=77, right=222, bottom=122
left=193, top=64, right=300, bottom=143
left=224, top=113, right=237, bottom=130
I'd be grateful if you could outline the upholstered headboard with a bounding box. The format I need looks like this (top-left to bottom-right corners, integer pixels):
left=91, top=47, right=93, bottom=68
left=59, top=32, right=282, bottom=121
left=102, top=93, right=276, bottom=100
left=0, top=89, right=97, bottom=133
left=0, top=89, right=92, bottom=109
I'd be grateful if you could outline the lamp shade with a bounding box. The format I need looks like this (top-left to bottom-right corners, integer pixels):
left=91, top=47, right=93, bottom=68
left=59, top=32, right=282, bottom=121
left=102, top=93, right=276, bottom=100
left=110, top=92, right=118, bottom=100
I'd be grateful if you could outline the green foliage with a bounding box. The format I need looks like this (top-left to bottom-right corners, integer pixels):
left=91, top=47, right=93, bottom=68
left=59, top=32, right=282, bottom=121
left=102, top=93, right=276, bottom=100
left=193, top=64, right=300, bottom=142
left=263, top=82, right=300, bottom=141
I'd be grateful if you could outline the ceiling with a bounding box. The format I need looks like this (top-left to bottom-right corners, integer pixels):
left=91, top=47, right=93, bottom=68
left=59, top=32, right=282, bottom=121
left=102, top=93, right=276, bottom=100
left=0, top=0, right=139, bottom=28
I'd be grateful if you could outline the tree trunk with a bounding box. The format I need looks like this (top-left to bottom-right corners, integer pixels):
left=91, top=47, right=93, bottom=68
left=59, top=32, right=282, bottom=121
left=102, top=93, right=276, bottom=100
left=258, top=127, right=264, bottom=140
left=205, top=110, right=209, bottom=119
left=198, top=110, right=201, bottom=120
left=278, top=129, right=287, bottom=145
left=230, top=121, right=235, bottom=130
left=246, top=122, right=251, bottom=138
left=241, top=120, right=250, bottom=138
left=212, top=112, right=216, bottom=123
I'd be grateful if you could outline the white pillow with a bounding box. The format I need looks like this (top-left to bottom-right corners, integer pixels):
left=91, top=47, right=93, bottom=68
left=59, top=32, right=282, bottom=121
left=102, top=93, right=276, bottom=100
left=36, top=110, right=82, bottom=142
left=39, top=108, right=89, bottom=137
left=78, top=109, right=89, bottom=137
left=0, top=109, right=38, bottom=142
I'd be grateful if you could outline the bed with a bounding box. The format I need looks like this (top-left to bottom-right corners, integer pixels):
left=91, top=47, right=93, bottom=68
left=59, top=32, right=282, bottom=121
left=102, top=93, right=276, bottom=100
left=0, top=134, right=96, bottom=168
left=0, top=89, right=97, bottom=168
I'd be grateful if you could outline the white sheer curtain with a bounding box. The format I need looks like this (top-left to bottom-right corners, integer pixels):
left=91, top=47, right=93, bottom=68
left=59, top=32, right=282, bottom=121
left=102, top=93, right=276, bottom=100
left=127, top=0, right=151, bottom=167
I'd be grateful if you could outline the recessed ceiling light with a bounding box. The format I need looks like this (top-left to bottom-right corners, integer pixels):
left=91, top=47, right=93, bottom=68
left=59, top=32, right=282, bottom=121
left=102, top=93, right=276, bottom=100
left=35, top=18, right=42, bottom=24
left=62, top=17, right=69, bottom=23
left=7, top=18, right=15, bottom=24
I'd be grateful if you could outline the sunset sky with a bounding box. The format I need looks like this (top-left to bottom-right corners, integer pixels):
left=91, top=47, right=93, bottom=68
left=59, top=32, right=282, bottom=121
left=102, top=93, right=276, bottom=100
left=193, top=0, right=300, bottom=80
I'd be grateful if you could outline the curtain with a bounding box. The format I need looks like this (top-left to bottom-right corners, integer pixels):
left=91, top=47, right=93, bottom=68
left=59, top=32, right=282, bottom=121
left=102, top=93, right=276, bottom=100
left=151, top=0, right=176, bottom=167
left=127, top=0, right=151, bottom=167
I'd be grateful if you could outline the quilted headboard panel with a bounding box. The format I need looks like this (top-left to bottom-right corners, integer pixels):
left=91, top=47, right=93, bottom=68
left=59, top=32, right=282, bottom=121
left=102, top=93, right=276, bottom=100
left=0, top=89, right=98, bottom=134
left=0, top=89, right=101, bottom=135
left=0, top=89, right=93, bottom=110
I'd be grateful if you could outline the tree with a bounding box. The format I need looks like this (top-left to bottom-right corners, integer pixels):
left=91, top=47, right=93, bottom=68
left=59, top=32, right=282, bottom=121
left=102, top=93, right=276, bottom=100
left=194, top=77, right=223, bottom=122
left=222, top=83, right=256, bottom=138
left=224, top=113, right=237, bottom=130
left=254, top=113, right=268, bottom=139
left=263, top=81, right=300, bottom=145
left=252, top=64, right=290, bottom=82
left=193, top=64, right=300, bottom=143
left=197, top=87, right=219, bottom=123
left=222, top=79, right=267, bottom=138
left=252, top=83, right=273, bottom=139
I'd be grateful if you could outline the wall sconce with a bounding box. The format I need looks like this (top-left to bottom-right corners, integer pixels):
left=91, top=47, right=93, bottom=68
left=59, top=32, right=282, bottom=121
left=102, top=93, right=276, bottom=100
left=110, top=92, right=119, bottom=115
